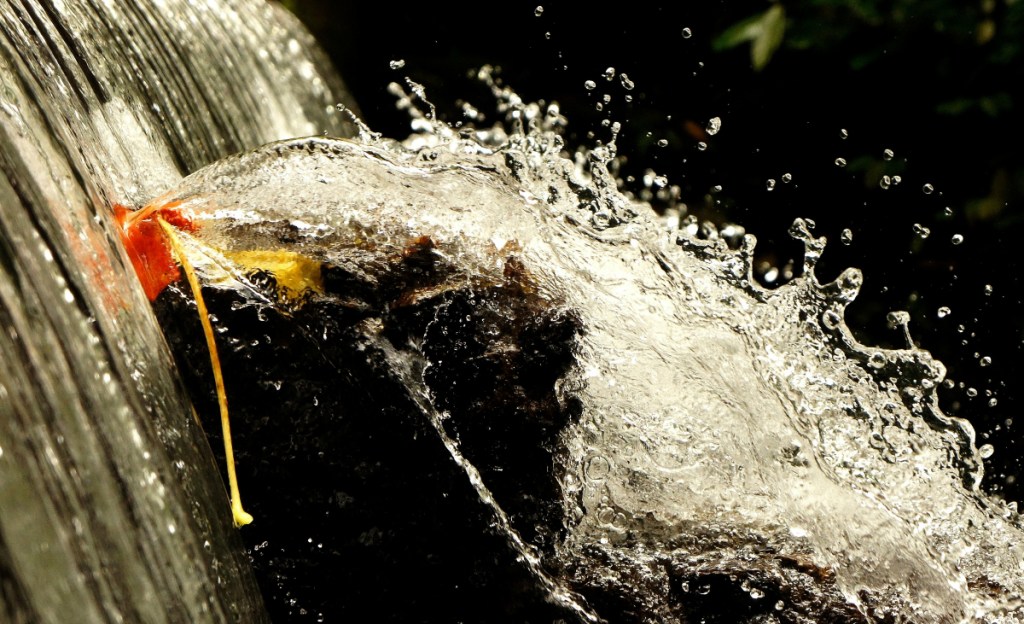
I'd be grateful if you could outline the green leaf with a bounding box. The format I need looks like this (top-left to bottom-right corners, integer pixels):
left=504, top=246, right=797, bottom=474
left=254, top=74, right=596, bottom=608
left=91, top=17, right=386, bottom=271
left=713, top=5, right=787, bottom=71
left=752, top=5, right=786, bottom=70
left=713, top=12, right=767, bottom=51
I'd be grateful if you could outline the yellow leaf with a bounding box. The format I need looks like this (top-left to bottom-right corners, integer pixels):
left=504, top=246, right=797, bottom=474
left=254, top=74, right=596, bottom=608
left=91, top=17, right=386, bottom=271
left=226, top=249, right=324, bottom=300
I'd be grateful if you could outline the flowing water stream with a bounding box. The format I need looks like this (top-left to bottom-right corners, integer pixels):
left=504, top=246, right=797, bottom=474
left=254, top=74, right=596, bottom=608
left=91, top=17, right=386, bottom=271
left=1, top=1, right=1022, bottom=622
left=0, top=0, right=352, bottom=621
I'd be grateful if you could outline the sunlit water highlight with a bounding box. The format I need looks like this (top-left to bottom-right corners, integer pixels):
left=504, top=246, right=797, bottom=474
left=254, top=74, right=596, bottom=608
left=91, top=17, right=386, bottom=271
left=0, top=0, right=1021, bottom=621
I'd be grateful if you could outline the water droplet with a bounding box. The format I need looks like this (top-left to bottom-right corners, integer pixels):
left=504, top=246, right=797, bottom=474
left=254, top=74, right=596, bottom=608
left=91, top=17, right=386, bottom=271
left=584, top=80, right=596, bottom=90
left=912, top=223, right=931, bottom=239
left=951, top=234, right=964, bottom=245
left=821, top=310, right=841, bottom=330
left=603, top=67, right=615, bottom=81
left=979, top=444, right=995, bottom=459
left=834, top=157, right=847, bottom=167
left=922, top=183, right=934, bottom=194
left=781, top=172, right=792, bottom=183
left=657, top=139, right=668, bottom=147
left=883, top=148, right=894, bottom=160
left=840, top=228, right=853, bottom=245
left=697, top=141, right=707, bottom=151
left=619, top=73, right=635, bottom=91
left=706, top=116, right=722, bottom=135
left=937, top=306, right=951, bottom=319
left=534, top=5, right=544, bottom=16
left=765, top=178, right=776, bottom=191
left=681, top=27, right=693, bottom=38
left=980, top=356, right=992, bottom=367
left=585, top=455, right=611, bottom=480
left=167, top=523, right=176, bottom=535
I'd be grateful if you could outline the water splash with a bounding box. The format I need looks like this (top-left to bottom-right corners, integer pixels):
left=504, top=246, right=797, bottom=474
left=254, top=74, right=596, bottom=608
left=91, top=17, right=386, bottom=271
left=141, top=77, right=1024, bottom=620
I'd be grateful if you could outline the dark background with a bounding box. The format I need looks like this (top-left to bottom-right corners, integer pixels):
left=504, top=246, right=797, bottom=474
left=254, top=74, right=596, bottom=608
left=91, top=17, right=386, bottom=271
left=283, top=1, right=1024, bottom=501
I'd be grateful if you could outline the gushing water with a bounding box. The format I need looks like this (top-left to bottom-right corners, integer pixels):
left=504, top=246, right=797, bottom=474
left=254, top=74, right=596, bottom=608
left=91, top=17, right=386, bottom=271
left=1, top=0, right=1022, bottom=621
left=140, top=79, right=1024, bottom=619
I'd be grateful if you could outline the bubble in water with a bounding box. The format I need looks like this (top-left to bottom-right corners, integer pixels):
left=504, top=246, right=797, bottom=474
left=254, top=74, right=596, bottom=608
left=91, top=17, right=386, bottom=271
left=979, top=444, right=995, bottom=459
left=656, top=139, right=668, bottom=147
left=585, top=455, right=611, bottom=480
left=706, top=116, right=722, bottom=135
left=749, top=588, right=765, bottom=600
left=711, top=184, right=722, bottom=193
left=868, top=352, right=887, bottom=369
left=584, top=80, right=596, bottom=90
left=989, top=398, right=999, bottom=408
left=980, top=356, right=992, bottom=367
left=913, top=223, right=931, bottom=239
left=839, top=128, right=849, bottom=139
left=619, top=73, right=635, bottom=91
left=835, top=157, right=847, bottom=167
left=821, top=310, right=841, bottom=330
left=681, top=27, right=692, bottom=38
left=891, top=175, right=902, bottom=185
left=766, top=178, right=776, bottom=191
left=388, top=59, right=406, bottom=70
left=880, top=175, right=892, bottom=190
left=840, top=228, right=853, bottom=245
left=603, top=67, right=615, bottom=81
left=534, top=5, right=544, bottom=16
left=883, top=148, right=894, bottom=160
left=922, top=183, right=934, bottom=194
left=937, top=306, right=951, bottom=318
left=775, top=600, right=785, bottom=611
left=984, top=284, right=993, bottom=295
left=951, top=233, right=964, bottom=245
left=967, top=387, right=979, bottom=398
left=697, top=141, right=707, bottom=151
left=781, top=172, right=792, bottom=183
